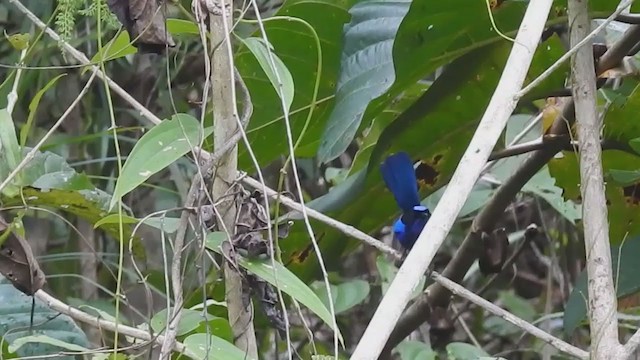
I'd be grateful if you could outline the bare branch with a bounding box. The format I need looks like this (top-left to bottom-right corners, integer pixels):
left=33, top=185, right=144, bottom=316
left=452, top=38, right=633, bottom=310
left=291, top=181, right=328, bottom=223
left=209, top=0, right=260, bottom=357
left=569, top=0, right=623, bottom=357
left=430, top=272, right=589, bottom=360
left=34, top=290, right=194, bottom=357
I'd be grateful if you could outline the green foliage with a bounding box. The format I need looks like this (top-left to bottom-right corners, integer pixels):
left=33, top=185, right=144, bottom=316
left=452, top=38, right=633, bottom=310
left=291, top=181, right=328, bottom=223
left=241, top=37, right=295, bottom=114
left=3, top=0, right=638, bottom=357
left=55, top=0, right=118, bottom=43
left=395, top=340, right=436, bottom=360
left=446, top=342, right=491, bottom=359
left=205, top=231, right=343, bottom=344
left=317, top=0, right=411, bottom=163
left=0, top=280, right=89, bottom=359
left=311, top=279, right=370, bottom=315
left=564, top=238, right=640, bottom=335
left=109, top=113, right=213, bottom=210
left=184, top=333, right=256, bottom=360
left=151, top=308, right=232, bottom=339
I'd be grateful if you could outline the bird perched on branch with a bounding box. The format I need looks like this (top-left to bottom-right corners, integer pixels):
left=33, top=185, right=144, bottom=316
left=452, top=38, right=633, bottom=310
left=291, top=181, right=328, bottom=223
left=380, top=152, right=431, bottom=251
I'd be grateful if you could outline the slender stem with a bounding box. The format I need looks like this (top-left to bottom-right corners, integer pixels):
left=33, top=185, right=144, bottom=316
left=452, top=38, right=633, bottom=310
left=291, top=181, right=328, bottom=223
left=6, top=48, right=27, bottom=115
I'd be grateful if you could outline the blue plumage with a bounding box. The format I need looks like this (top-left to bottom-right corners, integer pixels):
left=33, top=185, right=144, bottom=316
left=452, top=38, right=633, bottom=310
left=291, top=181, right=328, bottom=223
left=380, top=152, right=431, bottom=250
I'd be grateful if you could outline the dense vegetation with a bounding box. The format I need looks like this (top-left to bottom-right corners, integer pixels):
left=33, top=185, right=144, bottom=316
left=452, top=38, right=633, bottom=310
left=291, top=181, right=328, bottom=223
left=1, top=0, right=640, bottom=359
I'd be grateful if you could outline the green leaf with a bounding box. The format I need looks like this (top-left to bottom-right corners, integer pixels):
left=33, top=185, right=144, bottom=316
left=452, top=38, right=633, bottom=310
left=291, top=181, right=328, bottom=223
left=312, top=279, right=370, bottom=314
left=317, top=0, right=410, bottom=163
left=550, top=150, right=640, bottom=244
left=21, top=74, right=66, bottom=146
left=5, top=33, right=30, bottom=50
left=376, top=255, right=425, bottom=299
left=0, top=279, right=89, bottom=359
left=184, top=333, right=255, bottom=360
left=0, top=108, right=22, bottom=196
left=151, top=308, right=230, bottom=337
left=1, top=340, right=17, bottom=359
left=1, top=187, right=146, bottom=258
left=167, top=19, right=200, bottom=35
left=630, top=137, right=640, bottom=154
left=19, top=150, right=94, bottom=191
left=241, top=37, right=295, bottom=113
left=485, top=291, right=536, bottom=337
left=205, top=232, right=343, bottom=343
left=564, top=238, right=640, bottom=335
left=110, top=113, right=213, bottom=210
left=493, top=114, right=581, bottom=223
left=396, top=340, right=436, bottom=360
left=83, top=19, right=199, bottom=72
left=235, top=0, right=357, bottom=167
left=85, top=31, right=136, bottom=72
left=609, top=169, right=640, bottom=186
left=499, top=291, right=535, bottom=321
left=95, top=214, right=180, bottom=233
left=8, top=335, right=88, bottom=354
left=446, top=342, right=490, bottom=359
left=282, top=36, right=568, bottom=279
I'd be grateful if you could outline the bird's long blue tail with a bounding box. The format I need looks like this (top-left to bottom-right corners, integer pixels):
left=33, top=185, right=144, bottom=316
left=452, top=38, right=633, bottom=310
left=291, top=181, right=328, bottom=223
left=380, top=152, right=420, bottom=211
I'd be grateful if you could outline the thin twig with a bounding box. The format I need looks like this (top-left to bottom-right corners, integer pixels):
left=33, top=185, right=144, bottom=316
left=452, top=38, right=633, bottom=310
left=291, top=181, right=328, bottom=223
left=489, top=137, right=636, bottom=161
left=0, top=69, right=99, bottom=194
left=431, top=272, right=589, bottom=360
left=517, top=0, right=634, bottom=98
left=6, top=48, right=27, bottom=114
left=240, top=175, right=402, bottom=260
left=34, top=290, right=194, bottom=357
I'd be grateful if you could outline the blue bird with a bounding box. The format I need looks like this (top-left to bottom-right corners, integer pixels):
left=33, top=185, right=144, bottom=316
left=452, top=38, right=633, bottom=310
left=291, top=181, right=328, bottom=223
left=380, top=152, right=431, bottom=250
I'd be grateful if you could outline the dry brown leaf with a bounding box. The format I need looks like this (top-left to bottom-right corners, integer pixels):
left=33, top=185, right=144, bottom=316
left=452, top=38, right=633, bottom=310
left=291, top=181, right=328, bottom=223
left=107, top=0, right=176, bottom=53
left=0, top=215, right=45, bottom=296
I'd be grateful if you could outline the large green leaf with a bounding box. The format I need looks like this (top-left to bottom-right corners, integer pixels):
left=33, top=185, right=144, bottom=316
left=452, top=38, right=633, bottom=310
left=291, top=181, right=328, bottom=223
left=110, top=113, right=213, bottom=210
left=0, top=150, right=143, bottom=256
left=0, top=278, right=89, bottom=360
left=204, top=232, right=342, bottom=343
left=0, top=108, right=22, bottom=197
left=311, top=279, right=370, bottom=315
left=549, top=83, right=640, bottom=244
left=241, top=37, right=295, bottom=114
left=283, top=35, right=568, bottom=279
left=151, top=308, right=232, bottom=339
left=317, top=0, right=620, bottom=162
left=317, top=0, right=411, bottom=163
left=564, top=238, right=640, bottom=335
left=184, top=333, right=254, bottom=360
left=235, top=0, right=358, bottom=167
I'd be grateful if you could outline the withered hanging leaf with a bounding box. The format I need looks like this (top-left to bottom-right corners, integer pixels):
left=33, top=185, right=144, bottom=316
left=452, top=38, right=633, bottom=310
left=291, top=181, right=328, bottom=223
left=0, top=216, right=45, bottom=296
left=478, top=228, right=509, bottom=275
left=106, top=0, right=175, bottom=53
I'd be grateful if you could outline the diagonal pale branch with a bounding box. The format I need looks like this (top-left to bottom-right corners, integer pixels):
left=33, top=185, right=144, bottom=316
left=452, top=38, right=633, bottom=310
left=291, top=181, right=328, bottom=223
left=34, top=290, right=194, bottom=357
left=431, top=272, right=589, bottom=359
left=568, top=0, right=623, bottom=358
left=350, top=2, right=554, bottom=358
